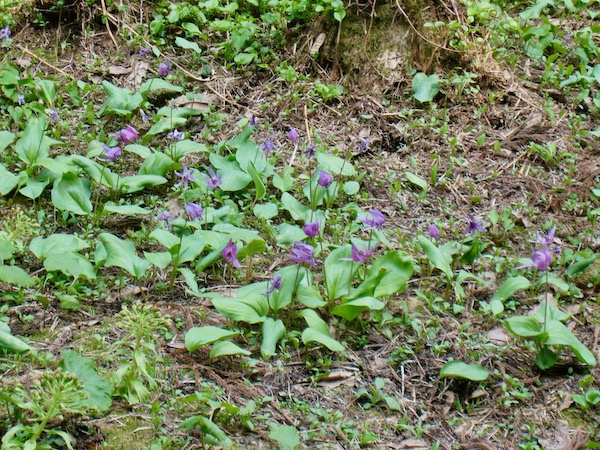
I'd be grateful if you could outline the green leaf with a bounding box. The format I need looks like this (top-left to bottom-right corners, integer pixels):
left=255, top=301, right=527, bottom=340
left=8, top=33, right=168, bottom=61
left=212, top=292, right=269, bottom=324
left=545, top=320, right=596, bottom=366
left=266, top=265, right=302, bottom=312
left=566, top=255, right=597, bottom=277
left=175, top=36, right=202, bottom=53
left=440, top=361, right=489, bottom=381
left=367, top=251, right=414, bottom=298
left=36, top=79, right=56, bottom=106
left=316, top=152, right=356, bottom=176
left=490, top=276, right=530, bottom=313
left=275, top=223, right=306, bottom=246
left=0, top=164, right=19, bottom=195
left=120, top=174, right=168, bottom=193
left=51, top=172, right=92, bottom=215
left=70, top=155, right=119, bottom=189
left=237, top=238, right=266, bottom=260
left=142, top=117, right=187, bottom=144
left=210, top=340, right=251, bottom=358
left=44, top=252, right=96, bottom=280
left=102, top=81, right=143, bottom=115
left=273, top=165, right=295, bottom=192
left=0, top=130, right=15, bottom=152
left=269, top=425, right=300, bottom=450
left=150, top=228, right=180, bottom=249
left=404, top=171, right=428, bottom=198
left=0, top=323, right=31, bottom=353
left=139, top=78, right=184, bottom=96
left=324, top=245, right=358, bottom=301
left=332, top=296, right=385, bottom=321
left=0, top=264, right=35, bottom=286
left=98, top=233, right=149, bottom=279
left=180, top=416, right=232, bottom=446
left=171, top=140, right=208, bottom=160
left=30, top=234, right=89, bottom=259
left=299, top=309, right=344, bottom=352
left=504, top=316, right=543, bottom=337
left=143, top=251, right=172, bottom=269
left=412, top=72, right=440, bottom=102
left=234, top=52, right=256, bottom=65
left=61, top=350, right=112, bottom=412
left=280, top=192, right=310, bottom=221
left=296, top=284, right=326, bottom=308
left=0, top=238, right=14, bottom=263
left=139, top=152, right=174, bottom=176
left=247, top=162, right=266, bottom=201
left=209, top=154, right=251, bottom=191
left=536, top=347, right=557, bottom=370
left=102, top=202, right=151, bottom=216
left=261, top=318, right=286, bottom=359
left=253, top=202, right=278, bottom=220
left=185, top=326, right=240, bottom=352
left=418, top=235, right=453, bottom=280
left=343, top=180, right=360, bottom=195
left=19, top=176, right=50, bottom=200
left=15, top=117, right=62, bottom=166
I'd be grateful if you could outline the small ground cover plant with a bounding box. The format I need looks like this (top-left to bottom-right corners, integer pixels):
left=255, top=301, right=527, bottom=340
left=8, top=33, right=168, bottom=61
left=1, top=0, right=600, bottom=448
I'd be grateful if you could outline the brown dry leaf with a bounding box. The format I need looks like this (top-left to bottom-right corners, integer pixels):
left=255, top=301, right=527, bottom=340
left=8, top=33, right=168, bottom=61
left=391, top=438, right=429, bottom=449
left=105, top=285, right=142, bottom=303
left=173, top=92, right=215, bottom=111
left=487, top=327, right=510, bottom=345
left=537, top=419, right=572, bottom=450
left=127, top=60, right=148, bottom=88
left=108, top=65, right=131, bottom=75
left=309, top=33, right=326, bottom=54
left=317, top=368, right=357, bottom=389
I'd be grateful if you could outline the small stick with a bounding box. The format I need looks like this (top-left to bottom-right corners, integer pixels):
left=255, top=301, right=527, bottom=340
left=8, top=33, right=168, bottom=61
left=16, top=45, right=73, bottom=79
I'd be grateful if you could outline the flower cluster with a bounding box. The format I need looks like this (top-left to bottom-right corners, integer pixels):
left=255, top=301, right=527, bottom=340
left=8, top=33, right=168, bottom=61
left=517, top=226, right=558, bottom=271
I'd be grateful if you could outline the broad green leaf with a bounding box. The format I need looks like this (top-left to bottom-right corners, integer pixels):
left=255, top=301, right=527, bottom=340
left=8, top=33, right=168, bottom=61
left=30, top=234, right=89, bottom=259
left=536, top=347, right=557, bottom=370
left=0, top=130, right=15, bottom=152
left=142, top=117, right=188, bottom=144
left=210, top=340, right=251, bottom=358
left=269, top=425, right=300, bottom=450
left=150, top=228, right=180, bottom=249
left=368, top=251, right=414, bottom=298
left=440, top=361, right=489, bottom=381
left=212, top=294, right=269, bottom=324
left=253, top=202, right=278, bottom=219
left=36, top=79, right=56, bottom=106
left=176, top=233, right=205, bottom=264
left=273, top=165, right=295, bottom=192
left=412, top=72, right=440, bottom=102
left=0, top=164, right=19, bottom=195
left=504, top=316, right=543, bottom=337
left=171, top=140, right=208, bottom=160
left=332, top=296, right=385, bottom=321
left=261, top=318, right=286, bottom=359
left=15, top=117, right=62, bottom=166
left=139, top=78, right=184, bottom=95
left=209, top=154, right=251, bottom=191
left=343, top=180, right=360, bottom=195
left=275, top=223, right=306, bottom=246
left=280, top=192, right=310, bottom=221
left=0, top=323, right=31, bottom=353
left=143, top=251, right=172, bottom=269
left=51, top=173, right=92, bottom=215
left=418, top=235, right=453, bottom=280
left=488, top=276, right=531, bottom=315
left=404, top=171, right=428, bottom=198
left=70, top=155, right=119, bottom=189
left=102, top=80, right=143, bottom=114
left=0, top=238, right=14, bottom=262
left=179, top=416, right=232, bottom=446
left=98, top=233, right=149, bottom=279
left=61, top=350, right=112, bottom=412
left=301, top=327, right=345, bottom=352
left=317, top=152, right=356, bottom=176
left=185, top=326, right=240, bottom=352
left=175, top=36, right=202, bottom=53
left=120, top=174, right=168, bottom=193
left=237, top=238, right=266, bottom=260
left=234, top=52, right=255, bottom=65
left=0, top=264, right=35, bottom=286
left=324, top=245, right=357, bottom=301
left=19, top=176, right=50, bottom=200
left=139, top=152, right=174, bottom=176
left=539, top=273, right=569, bottom=293
left=44, top=252, right=96, bottom=280
left=545, top=320, right=596, bottom=366
left=566, top=255, right=597, bottom=277
left=268, top=265, right=305, bottom=312
left=296, top=284, right=326, bottom=308
left=247, top=162, right=266, bottom=201
left=102, top=202, right=151, bottom=216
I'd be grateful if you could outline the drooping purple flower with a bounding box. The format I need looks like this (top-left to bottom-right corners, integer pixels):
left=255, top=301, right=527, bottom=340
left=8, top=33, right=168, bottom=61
left=100, top=143, right=122, bottom=162
left=137, top=47, right=151, bottom=56
left=222, top=239, right=241, bottom=268
left=287, top=127, right=300, bottom=144
left=536, top=226, right=556, bottom=246
left=158, top=62, right=171, bottom=77
left=304, top=221, right=320, bottom=237
left=48, top=109, right=60, bottom=122
left=317, top=170, right=333, bottom=188
left=341, top=244, right=374, bottom=264
left=359, top=208, right=386, bottom=230
left=167, top=129, right=184, bottom=140
left=358, top=136, right=371, bottom=153
left=424, top=223, right=440, bottom=239
left=303, top=142, right=316, bottom=159
left=264, top=273, right=282, bottom=296
left=249, top=115, right=258, bottom=126
left=259, top=133, right=276, bottom=155
left=140, top=109, right=149, bottom=122
left=0, top=26, right=11, bottom=40
left=175, top=165, right=195, bottom=189
left=466, top=214, right=486, bottom=236
left=205, top=167, right=222, bottom=189
left=185, top=202, right=203, bottom=220
left=116, top=125, right=138, bottom=144
left=156, top=211, right=176, bottom=230
left=17, top=94, right=25, bottom=106
left=288, top=241, right=319, bottom=267
left=516, top=247, right=553, bottom=271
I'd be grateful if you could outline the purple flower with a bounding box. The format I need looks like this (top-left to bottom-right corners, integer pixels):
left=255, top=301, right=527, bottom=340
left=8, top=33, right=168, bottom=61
left=358, top=136, right=370, bottom=153
left=466, top=214, right=486, bottom=236
left=288, top=241, right=319, bottom=267
left=264, top=273, right=282, bottom=295
left=17, top=94, right=25, bottom=106
left=167, top=129, right=184, bottom=140
left=48, top=109, right=60, bottom=122
left=0, top=26, right=11, bottom=40
left=205, top=167, right=222, bottom=189
left=536, top=226, right=556, bottom=246
left=359, top=208, right=386, bottom=230
left=158, top=62, right=171, bottom=77
left=116, top=125, right=138, bottom=144
left=137, top=47, right=151, bottom=56
left=259, top=133, right=276, bottom=155
left=140, top=109, right=149, bottom=121
left=249, top=115, right=258, bottom=126
left=156, top=211, right=176, bottom=229
left=341, top=244, right=374, bottom=264
left=424, top=224, right=440, bottom=239
left=517, top=247, right=553, bottom=271
left=303, top=142, right=316, bottom=159
left=222, top=239, right=241, bottom=268
left=100, top=143, right=122, bottom=162
left=175, top=165, right=195, bottom=189
left=287, top=127, right=300, bottom=144
left=185, top=202, right=203, bottom=220
left=317, top=170, right=333, bottom=188
left=304, top=221, right=320, bottom=237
